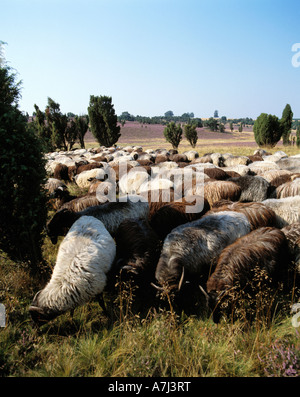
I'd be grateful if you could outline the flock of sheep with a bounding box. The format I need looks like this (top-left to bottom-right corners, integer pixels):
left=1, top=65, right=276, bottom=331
left=29, top=145, right=300, bottom=325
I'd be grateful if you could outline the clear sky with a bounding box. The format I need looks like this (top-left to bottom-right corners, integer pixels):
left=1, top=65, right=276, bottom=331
left=2, top=0, right=300, bottom=119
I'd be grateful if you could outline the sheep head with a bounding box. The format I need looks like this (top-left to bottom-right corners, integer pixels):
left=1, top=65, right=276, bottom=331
left=46, top=208, right=78, bottom=244
left=29, top=291, right=61, bottom=325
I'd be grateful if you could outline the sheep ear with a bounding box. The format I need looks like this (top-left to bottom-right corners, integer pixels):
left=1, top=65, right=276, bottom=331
left=178, top=266, right=185, bottom=291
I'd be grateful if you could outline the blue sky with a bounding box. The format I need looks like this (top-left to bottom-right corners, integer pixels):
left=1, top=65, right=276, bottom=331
left=2, top=0, right=300, bottom=118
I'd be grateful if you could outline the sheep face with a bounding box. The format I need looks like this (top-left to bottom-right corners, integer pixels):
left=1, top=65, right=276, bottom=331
left=29, top=291, right=61, bottom=325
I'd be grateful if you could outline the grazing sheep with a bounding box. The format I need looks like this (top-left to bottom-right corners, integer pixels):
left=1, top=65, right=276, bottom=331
left=113, top=218, right=162, bottom=314
left=206, top=200, right=277, bottom=230
left=223, top=155, right=250, bottom=167
left=262, top=196, right=300, bottom=228
left=45, top=178, right=67, bottom=195
left=149, top=198, right=210, bottom=240
left=276, top=157, right=300, bottom=173
left=203, top=180, right=241, bottom=207
left=248, top=161, right=279, bottom=175
left=207, top=227, right=289, bottom=323
left=53, top=163, right=70, bottom=181
left=273, top=178, right=300, bottom=199
left=203, top=167, right=229, bottom=180
left=59, top=193, right=101, bottom=212
left=29, top=216, right=116, bottom=325
left=227, top=175, right=270, bottom=202
left=75, top=168, right=107, bottom=189
left=154, top=211, right=251, bottom=292
left=222, top=165, right=250, bottom=177
left=46, top=199, right=149, bottom=244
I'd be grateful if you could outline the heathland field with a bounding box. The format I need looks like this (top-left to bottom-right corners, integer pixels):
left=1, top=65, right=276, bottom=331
left=0, top=123, right=300, bottom=379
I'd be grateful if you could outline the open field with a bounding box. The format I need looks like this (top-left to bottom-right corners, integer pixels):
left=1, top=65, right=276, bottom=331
left=85, top=121, right=300, bottom=157
left=0, top=124, right=300, bottom=379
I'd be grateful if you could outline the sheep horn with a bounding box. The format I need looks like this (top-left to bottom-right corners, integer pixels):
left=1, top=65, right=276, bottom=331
left=178, top=267, right=185, bottom=291
left=150, top=282, right=164, bottom=291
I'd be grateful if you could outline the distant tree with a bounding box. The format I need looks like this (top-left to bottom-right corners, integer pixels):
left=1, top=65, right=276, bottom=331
left=33, top=104, right=52, bottom=151
left=296, top=125, right=300, bottom=148
left=119, top=111, right=135, bottom=121
left=253, top=113, right=282, bottom=147
left=214, top=110, right=219, bottom=118
left=88, top=95, right=121, bottom=147
left=164, top=110, right=174, bottom=118
left=238, top=123, right=243, bottom=132
left=184, top=123, right=198, bottom=147
left=163, top=121, right=182, bottom=149
left=229, top=121, right=234, bottom=132
left=280, top=104, right=293, bottom=146
left=205, top=117, right=219, bottom=131
left=219, top=123, right=225, bottom=133
left=74, top=115, right=89, bottom=149
left=0, top=63, right=47, bottom=269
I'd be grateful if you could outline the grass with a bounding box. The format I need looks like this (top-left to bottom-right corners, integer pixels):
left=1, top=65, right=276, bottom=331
left=0, top=243, right=299, bottom=377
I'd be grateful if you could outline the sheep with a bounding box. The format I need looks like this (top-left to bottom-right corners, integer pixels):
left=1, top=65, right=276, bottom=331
left=29, top=216, right=116, bottom=325
left=53, top=163, right=70, bottom=181
left=46, top=198, right=150, bottom=244
left=273, top=178, right=300, bottom=199
left=222, top=165, right=250, bottom=177
left=59, top=193, right=101, bottom=212
left=148, top=198, right=210, bottom=240
left=202, top=180, right=241, bottom=207
left=248, top=161, right=279, bottom=175
left=223, top=155, right=250, bottom=167
left=206, top=227, right=289, bottom=323
left=227, top=175, right=270, bottom=202
left=45, top=178, right=67, bottom=195
left=154, top=211, right=252, bottom=292
left=75, top=168, right=107, bottom=189
left=262, top=196, right=300, bottom=228
left=206, top=200, right=277, bottom=230
left=112, top=218, right=162, bottom=314
left=276, top=157, right=300, bottom=173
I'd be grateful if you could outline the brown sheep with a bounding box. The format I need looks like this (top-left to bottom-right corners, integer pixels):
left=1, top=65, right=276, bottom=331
left=53, top=163, right=70, bottom=181
left=207, top=227, right=289, bottom=322
left=148, top=198, right=210, bottom=240
left=203, top=180, right=241, bottom=207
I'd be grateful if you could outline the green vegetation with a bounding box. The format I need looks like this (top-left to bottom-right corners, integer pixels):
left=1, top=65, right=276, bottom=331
left=88, top=95, right=121, bottom=147
left=280, top=104, right=293, bottom=146
left=253, top=113, right=283, bottom=148
left=0, top=64, right=48, bottom=269
left=184, top=123, right=198, bottom=148
left=0, top=244, right=299, bottom=377
left=33, top=98, right=89, bottom=151
left=163, top=121, right=183, bottom=149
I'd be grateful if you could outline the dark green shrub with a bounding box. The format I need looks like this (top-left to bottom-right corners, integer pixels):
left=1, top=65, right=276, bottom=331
left=0, top=65, right=47, bottom=269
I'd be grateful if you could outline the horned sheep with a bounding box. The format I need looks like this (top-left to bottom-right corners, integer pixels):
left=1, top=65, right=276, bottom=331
left=29, top=216, right=116, bottom=325
left=154, top=211, right=252, bottom=292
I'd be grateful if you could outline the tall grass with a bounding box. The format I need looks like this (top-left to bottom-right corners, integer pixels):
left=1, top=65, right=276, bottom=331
left=1, top=247, right=299, bottom=377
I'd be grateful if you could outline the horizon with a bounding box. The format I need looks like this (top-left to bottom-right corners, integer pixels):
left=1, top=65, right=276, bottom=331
left=2, top=0, right=300, bottom=119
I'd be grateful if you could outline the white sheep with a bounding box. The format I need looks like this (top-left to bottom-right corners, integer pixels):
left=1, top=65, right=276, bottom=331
left=262, top=195, right=300, bottom=228
left=29, top=216, right=116, bottom=324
